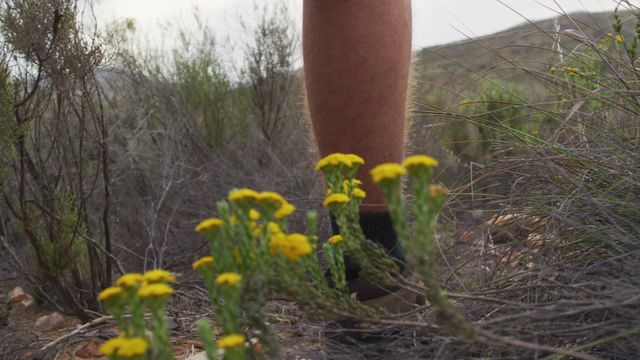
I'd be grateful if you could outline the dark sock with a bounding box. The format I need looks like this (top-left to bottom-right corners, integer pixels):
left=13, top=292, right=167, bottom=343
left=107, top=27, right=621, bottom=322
left=330, top=212, right=405, bottom=282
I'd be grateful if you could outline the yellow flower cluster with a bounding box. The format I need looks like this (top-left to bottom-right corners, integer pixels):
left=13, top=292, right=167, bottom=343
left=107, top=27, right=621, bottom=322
left=216, top=272, right=243, bottom=286
left=192, top=256, right=214, bottom=270
left=257, top=191, right=285, bottom=206
left=331, top=179, right=365, bottom=199
left=143, top=269, right=175, bottom=283
left=269, top=233, right=313, bottom=261
left=217, top=333, right=246, bottom=349
left=370, top=163, right=406, bottom=183
left=195, top=218, right=224, bottom=233
left=98, top=286, right=123, bottom=301
left=316, top=153, right=364, bottom=171
left=115, top=273, right=143, bottom=288
left=605, top=32, right=624, bottom=43
left=267, top=222, right=282, bottom=235
left=323, top=193, right=350, bottom=207
left=225, top=189, right=295, bottom=223
left=429, top=184, right=448, bottom=198
left=250, top=220, right=261, bottom=237
left=249, top=209, right=260, bottom=221
left=370, top=155, right=440, bottom=183
left=352, top=188, right=366, bottom=199
left=402, top=155, right=439, bottom=170
left=137, top=283, right=174, bottom=298
left=328, top=234, right=343, bottom=245
left=100, top=336, right=149, bottom=358
left=108, top=270, right=176, bottom=300
left=275, top=202, right=296, bottom=219
left=228, top=188, right=259, bottom=202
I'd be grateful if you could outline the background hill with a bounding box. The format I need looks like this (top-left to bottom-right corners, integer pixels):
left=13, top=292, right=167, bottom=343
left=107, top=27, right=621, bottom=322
left=414, top=10, right=634, bottom=94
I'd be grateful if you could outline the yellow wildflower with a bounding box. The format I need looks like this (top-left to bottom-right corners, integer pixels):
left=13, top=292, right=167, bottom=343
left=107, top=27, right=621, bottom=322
left=100, top=337, right=148, bottom=358
left=195, top=218, right=224, bottom=233
left=228, top=188, right=259, bottom=202
left=115, top=273, right=143, bottom=288
left=402, top=155, right=439, bottom=170
left=249, top=209, right=261, bottom=221
left=616, top=34, right=624, bottom=43
left=328, top=234, right=343, bottom=245
left=370, top=163, right=406, bottom=183
left=137, top=283, right=174, bottom=298
left=217, top=334, right=246, bottom=349
left=429, top=184, right=448, bottom=198
left=192, top=256, right=214, bottom=270
left=342, top=179, right=363, bottom=193
left=282, top=234, right=313, bottom=261
left=316, top=153, right=363, bottom=170
left=250, top=221, right=261, bottom=237
left=116, top=337, right=148, bottom=358
left=316, top=153, right=350, bottom=170
left=345, top=179, right=363, bottom=187
left=98, top=286, right=123, bottom=302
left=323, top=193, right=350, bottom=207
left=275, top=202, right=296, bottom=219
left=99, top=337, right=124, bottom=358
left=257, top=191, right=286, bottom=206
left=228, top=216, right=238, bottom=226
left=216, top=272, right=243, bottom=286
left=269, top=232, right=287, bottom=255
left=270, top=232, right=312, bottom=260
left=267, top=222, right=282, bottom=235
left=352, top=188, right=366, bottom=199
left=345, top=154, right=364, bottom=166
left=143, top=269, right=175, bottom=283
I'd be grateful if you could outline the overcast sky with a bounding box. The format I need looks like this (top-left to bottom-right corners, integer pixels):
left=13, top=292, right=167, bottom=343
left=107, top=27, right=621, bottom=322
left=92, top=0, right=631, bottom=48
left=90, top=0, right=633, bottom=71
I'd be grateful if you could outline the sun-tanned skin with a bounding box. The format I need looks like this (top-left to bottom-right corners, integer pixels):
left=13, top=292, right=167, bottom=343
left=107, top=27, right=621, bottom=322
left=303, top=0, right=412, bottom=212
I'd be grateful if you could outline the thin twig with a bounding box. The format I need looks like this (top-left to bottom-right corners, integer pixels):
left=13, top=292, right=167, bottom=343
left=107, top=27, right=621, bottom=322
left=477, top=328, right=601, bottom=360
left=40, top=315, right=113, bottom=351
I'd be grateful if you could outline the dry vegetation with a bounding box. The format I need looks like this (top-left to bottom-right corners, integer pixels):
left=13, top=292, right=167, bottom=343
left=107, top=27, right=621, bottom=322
left=1, top=0, right=639, bottom=359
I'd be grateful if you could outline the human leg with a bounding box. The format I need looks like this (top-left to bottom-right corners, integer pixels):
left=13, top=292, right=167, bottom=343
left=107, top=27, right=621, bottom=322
left=303, top=0, right=412, bottom=212
left=304, top=0, right=412, bottom=289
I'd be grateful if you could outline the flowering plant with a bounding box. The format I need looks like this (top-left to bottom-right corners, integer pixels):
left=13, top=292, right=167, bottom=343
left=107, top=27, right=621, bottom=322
left=96, top=153, right=473, bottom=359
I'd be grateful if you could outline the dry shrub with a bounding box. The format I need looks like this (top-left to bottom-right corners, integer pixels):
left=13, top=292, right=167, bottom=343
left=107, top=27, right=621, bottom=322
left=100, top=4, right=314, bottom=272
left=393, top=3, right=640, bottom=359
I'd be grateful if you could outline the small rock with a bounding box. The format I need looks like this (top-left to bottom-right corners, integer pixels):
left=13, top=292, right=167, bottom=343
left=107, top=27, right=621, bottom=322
left=34, top=312, right=65, bottom=331
left=485, top=213, right=546, bottom=243
left=250, top=337, right=264, bottom=353
left=167, top=318, right=180, bottom=330
left=75, top=340, right=102, bottom=359
left=185, top=352, right=208, bottom=360
left=8, top=286, right=34, bottom=308
left=527, top=233, right=545, bottom=249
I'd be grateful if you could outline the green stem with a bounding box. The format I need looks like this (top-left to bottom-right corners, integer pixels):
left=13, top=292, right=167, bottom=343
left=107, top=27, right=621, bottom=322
left=196, top=319, right=218, bottom=360
left=151, top=303, right=174, bottom=360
